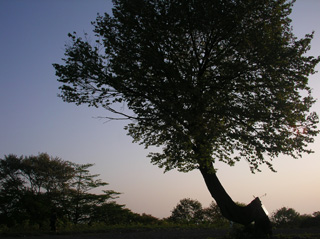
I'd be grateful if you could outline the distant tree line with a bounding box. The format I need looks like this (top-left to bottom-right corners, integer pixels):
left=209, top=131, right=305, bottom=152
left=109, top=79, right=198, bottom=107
left=271, top=207, right=320, bottom=229
left=1, top=153, right=319, bottom=232
left=169, top=198, right=320, bottom=229
left=0, top=153, right=155, bottom=231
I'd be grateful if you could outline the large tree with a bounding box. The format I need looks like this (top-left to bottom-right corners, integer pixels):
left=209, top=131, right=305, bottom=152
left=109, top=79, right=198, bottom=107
left=54, top=0, right=319, bottom=235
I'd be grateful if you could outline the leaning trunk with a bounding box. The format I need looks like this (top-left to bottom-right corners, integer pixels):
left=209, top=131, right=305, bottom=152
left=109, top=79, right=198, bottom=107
left=199, top=164, right=272, bottom=236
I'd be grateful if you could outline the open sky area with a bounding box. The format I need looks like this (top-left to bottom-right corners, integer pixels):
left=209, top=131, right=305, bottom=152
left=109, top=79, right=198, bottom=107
left=1, top=0, right=320, bottom=219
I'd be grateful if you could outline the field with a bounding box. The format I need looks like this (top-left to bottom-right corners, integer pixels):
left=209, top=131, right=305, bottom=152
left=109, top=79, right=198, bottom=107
left=2, top=228, right=320, bottom=239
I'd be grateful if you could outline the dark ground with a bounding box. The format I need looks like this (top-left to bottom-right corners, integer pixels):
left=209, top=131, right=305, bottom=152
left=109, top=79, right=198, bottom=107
left=2, top=228, right=320, bottom=239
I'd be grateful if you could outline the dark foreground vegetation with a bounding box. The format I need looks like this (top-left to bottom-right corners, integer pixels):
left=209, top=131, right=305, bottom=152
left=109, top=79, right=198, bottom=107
left=1, top=153, right=320, bottom=238
left=1, top=224, right=320, bottom=239
left=0, top=153, right=154, bottom=231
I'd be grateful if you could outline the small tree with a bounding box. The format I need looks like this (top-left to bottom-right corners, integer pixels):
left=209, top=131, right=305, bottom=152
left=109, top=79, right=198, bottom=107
left=271, top=207, right=300, bottom=228
left=169, top=198, right=203, bottom=224
left=67, top=163, right=121, bottom=224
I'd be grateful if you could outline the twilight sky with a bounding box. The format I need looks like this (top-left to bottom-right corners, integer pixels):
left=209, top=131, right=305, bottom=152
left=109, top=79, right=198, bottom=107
left=0, top=0, right=320, bottom=219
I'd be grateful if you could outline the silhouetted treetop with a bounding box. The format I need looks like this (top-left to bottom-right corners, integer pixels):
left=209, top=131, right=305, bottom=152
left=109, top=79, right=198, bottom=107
left=54, top=0, right=319, bottom=173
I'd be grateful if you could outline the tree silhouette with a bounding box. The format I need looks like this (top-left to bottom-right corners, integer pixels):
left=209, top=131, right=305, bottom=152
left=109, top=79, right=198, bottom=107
left=54, top=0, right=320, bottom=235
left=0, top=154, right=123, bottom=229
left=68, top=163, right=121, bottom=224
left=271, top=207, right=300, bottom=228
left=169, top=198, right=203, bottom=224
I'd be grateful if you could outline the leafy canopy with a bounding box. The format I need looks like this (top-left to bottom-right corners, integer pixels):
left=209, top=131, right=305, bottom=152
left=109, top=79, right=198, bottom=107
left=54, top=0, right=319, bottom=173
left=0, top=153, right=123, bottom=227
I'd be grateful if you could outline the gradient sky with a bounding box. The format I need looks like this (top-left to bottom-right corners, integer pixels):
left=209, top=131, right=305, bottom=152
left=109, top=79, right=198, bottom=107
left=0, top=0, right=320, bottom=219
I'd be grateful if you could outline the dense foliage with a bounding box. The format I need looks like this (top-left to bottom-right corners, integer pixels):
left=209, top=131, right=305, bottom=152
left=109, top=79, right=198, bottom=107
left=0, top=153, right=134, bottom=231
left=54, top=0, right=319, bottom=173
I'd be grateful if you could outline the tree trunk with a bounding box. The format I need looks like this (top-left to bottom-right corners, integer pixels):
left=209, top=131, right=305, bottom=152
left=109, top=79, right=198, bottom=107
left=199, top=164, right=272, bottom=236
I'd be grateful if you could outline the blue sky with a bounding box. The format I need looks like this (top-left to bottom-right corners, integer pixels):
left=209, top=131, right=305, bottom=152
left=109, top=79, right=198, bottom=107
left=1, top=0, right=320, bottom=218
